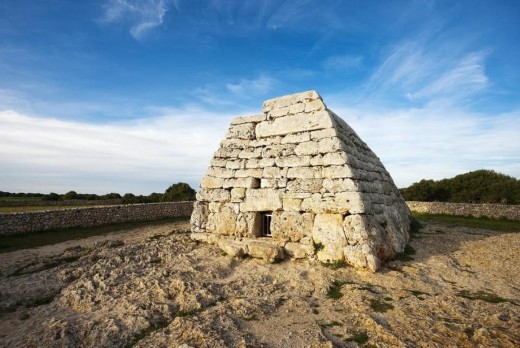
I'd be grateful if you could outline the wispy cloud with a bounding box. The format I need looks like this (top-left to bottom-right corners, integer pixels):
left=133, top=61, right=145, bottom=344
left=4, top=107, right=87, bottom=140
left=322, top=54, right=363, bottom=71
left=101, top=0, right=169, bottom=40
left=226, top=74, right=276, bottom=97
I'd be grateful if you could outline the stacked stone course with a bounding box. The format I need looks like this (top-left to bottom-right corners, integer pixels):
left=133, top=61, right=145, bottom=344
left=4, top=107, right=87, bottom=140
left=191, top=91, right=411, bottom=271
left=0, top=202, right=193, bottom=236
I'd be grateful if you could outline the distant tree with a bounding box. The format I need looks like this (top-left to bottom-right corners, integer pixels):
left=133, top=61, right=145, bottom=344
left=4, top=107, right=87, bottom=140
left=401, top=170, right=520, bottom=204
left=162, top=182, right=196, bottom=202
left=42, top=192, right=60, bottom=201
left=62, top=191, right=79, bottom=200
left=102, top=192, right=122, bottom=200
left=148, top=192, right=163, bottom=202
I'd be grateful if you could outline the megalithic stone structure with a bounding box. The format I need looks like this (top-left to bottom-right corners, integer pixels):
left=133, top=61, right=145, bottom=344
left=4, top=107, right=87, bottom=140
left=190, top=90, right=411, bottom=272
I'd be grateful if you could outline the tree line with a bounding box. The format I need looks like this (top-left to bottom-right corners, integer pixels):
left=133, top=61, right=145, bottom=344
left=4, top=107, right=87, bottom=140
left=400, top=170, right=520, bottom=204
left=0, top=182, right=196, bottom=204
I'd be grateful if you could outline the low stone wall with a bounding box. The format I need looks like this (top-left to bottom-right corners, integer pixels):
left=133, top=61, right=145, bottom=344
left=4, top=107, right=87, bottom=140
left=0, top=202, right=194, bottom=236
left=0, top=199, right=122, bottom=207
left=406, top=201, right=520, bottom=221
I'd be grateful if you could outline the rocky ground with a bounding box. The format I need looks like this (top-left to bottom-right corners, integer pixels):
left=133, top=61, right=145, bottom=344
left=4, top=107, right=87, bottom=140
left=0, top=219, right=519, bottom=348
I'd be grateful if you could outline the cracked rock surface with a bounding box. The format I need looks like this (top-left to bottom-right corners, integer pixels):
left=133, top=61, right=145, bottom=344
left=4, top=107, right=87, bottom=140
left=0, top=219, right=519, bottom=347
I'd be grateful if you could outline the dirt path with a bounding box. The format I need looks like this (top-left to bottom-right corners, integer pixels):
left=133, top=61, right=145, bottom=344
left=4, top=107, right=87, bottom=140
left=0, top=221, right=519, bottom=347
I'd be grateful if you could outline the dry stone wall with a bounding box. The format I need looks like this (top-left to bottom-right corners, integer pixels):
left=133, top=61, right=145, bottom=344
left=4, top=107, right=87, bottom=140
left=407, top=201, right=520, bottom=221
left=0, top=202, right=193, bottom=236
left=191, top=90, right=411, bottom=271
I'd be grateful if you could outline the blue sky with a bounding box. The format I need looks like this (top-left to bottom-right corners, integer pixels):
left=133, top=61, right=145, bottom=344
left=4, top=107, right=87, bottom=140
left=1, top=0, right=519, bottom=194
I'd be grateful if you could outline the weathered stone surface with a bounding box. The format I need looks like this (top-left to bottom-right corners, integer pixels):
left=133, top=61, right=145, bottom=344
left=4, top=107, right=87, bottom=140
left=294, top=141, right=320, bottom=156
left=281, top=132, right=311, bottom=144
left=196, top=189, right=231, bottom=202
left=262, top=90, right=321, bottom=113
left=322, top=165, right=354, bottom=179
left=256, top=110, right=335, bottom=138
left=286, top=179, right=323, bottom=193
left=274, top=155, right=311, bottom=168
left=282, top=198, right=302, bottom=211
left=242, top=189, right=282, bottom=212
left=190, top=201, right=208, bottom=232
left=218, top=240, right=247, bottom=257
left=312, top=214, right=347, bottom=262
left=222, top=177, right=260, bottom=189
left=271, top=211, right=314, bottom=242
left=230, top=188, right=246, bottom=202
left=287, top=167, right=322, bottom=179
left=200, top=176, right=224, bottom=189
left=226, top=123, right=256, bottom=140
left=235, top=169, right=263, bottom=178
left=230, top=113, right=266, bottom=125
left=246, top=240, right=284, bottom=263
left=284, top=242, right=314, bottom=259
left=206, top=167, right=235, bottom=179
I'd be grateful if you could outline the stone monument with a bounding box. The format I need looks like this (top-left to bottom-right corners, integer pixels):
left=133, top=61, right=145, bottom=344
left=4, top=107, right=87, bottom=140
left=191, top=91, right=411, bottom=271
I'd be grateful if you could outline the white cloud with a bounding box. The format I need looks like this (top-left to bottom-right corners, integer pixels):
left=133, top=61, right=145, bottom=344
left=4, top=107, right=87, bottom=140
left=0, top=108, right=233, bottom=194
left=101, top=0, right=168, bottom=40
left=226, top=75, right=276, bottom=97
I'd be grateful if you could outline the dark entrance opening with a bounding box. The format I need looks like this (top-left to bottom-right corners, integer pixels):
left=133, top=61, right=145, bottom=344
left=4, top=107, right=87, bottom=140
left=260, top=212, right=272, bottom=237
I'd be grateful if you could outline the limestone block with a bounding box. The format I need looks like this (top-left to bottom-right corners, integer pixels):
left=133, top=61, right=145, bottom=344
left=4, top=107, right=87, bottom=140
left=206, top=204, right=237, bottom=235
left=220, top=138, right=249, bottom=149
left=311, top=128, right=337, bottom=140
left=246, top=240, right=284, bottom=263
left=234, top=212, right=258, bottom=237
left=262, top=90, right=321, bottom=113
left=226, top=159, right=245, bottom=170
left=285, top=242, right=314, bottom=259
left=191, top=232, right=221, bottom=244
left=223, top=177, right=260, bottom=189
left=231, top=114, right=266, bottom=125
left=269, top=106, right=290, bottom=118
left=335, top=192, right=366, bottom=214
left=271, top=211, right=314, bottom=242
left=322, top=178, right=357, bottom=193
left=312, top=213, right=347, bottom=262
left=215, top=147, right=241, bottom=158
left=208, top=202, right=224, bottom=213
left=235, top=169, right=263, bottom=178
left=245, top=157, right=275, bottom=169
left=210, top=158, right=227, bottom=167
left=322, top=152, right=348, bottom=165
left=342, top=214, right=370, bottom=244
left=242, top=189, right=282, bottom=212
left=282, top=192, right=312, bottom=199
left=277, top=178, right=288, bottom=188
left=238, top=147, right=263, bottom=159
left=274, top=155, right=311, bottom=168
left=262, top=144, right=296, bottom=158
left=260, top=178, right=277, bottom=188
left=286, top=179, right=323, bottom=194
left=295, top=141, right=320, bottom=156
left=322, top=165, right=354, bottom=179
left=318, top=137, right=344, bottom=153
left=218, top=240, right=247, bottom=257
left=282, top=198, right=302, bottom=211
left=200, top=176, right=224, bottom=189
left=249, top=136, right=282, bottom=147
left=288, top=103, right=305, bottom=114
left=304, top=99, right=326, bottom=112
left=231, top=188, right=246, bottom=202
left=256, top=110, right=335, bottom=138
left=343, top=244, right=381, bottom=272
left=226, top=123, right=256, bottom=140
left=281, top=132, right=311, bottom=144
left=206, top=167, right=235, bottom=179
left=287, top=167, right=322, bottom=179
left=196, top=189, right=231, bottom=202
left=190, top=201, right=208, bottom=232
left=262, top=166, right=287, bottom=178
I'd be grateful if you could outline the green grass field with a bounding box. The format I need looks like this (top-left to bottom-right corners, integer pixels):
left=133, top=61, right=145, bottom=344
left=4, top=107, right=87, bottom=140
left=0, top=217, right=189, bottom=254
left=413, top=212, right=520, bottom=233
